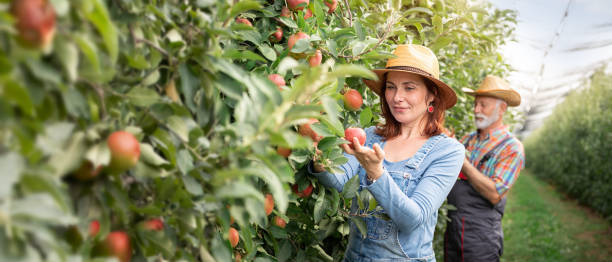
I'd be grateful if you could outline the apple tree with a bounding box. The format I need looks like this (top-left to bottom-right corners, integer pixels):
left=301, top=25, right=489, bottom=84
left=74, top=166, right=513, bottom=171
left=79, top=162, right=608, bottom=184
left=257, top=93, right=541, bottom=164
left=0, top=0, right=515, bottom=261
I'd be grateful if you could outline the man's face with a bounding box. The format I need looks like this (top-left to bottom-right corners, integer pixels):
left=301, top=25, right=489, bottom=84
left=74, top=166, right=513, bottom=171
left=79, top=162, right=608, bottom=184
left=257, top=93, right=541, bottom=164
left=474, top=96, right=502, bottom=129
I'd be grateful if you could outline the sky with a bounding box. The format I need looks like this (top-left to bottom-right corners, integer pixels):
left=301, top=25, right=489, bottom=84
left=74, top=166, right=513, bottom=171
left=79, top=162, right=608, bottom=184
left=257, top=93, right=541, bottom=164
left=487, top=0, right=612, bottom=135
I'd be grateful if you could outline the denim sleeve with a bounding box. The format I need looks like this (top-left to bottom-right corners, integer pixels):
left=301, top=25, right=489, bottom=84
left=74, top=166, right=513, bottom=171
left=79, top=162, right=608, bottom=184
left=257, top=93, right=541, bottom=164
left=307, top=152, right=361, bottom=192
left=365, top=140, right=464, bottom=233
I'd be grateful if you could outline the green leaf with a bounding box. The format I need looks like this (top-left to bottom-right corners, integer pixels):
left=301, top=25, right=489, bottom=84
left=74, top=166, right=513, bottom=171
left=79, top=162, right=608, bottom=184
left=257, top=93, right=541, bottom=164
left=246, top=163, right=289, bottom=214
left=55, top=40, right=79, bottom=82
left=182, top=175, right=203, bottom=196
left=86, top=0, right=118, bottom=63
left=278, top=17, right=298, bottom=28
left=178, top=63, right=199, bottom=112
left=313, top=188, right=326, bottom=223
left=49, top=132, right=87, bottom=177
left=75, top=34, right=101, bottom=75
left=126, top=87, right=160, bottom=107
left=229, top=0, right=262, bottom=18
left=351, top=41, right=367, bottom=57
left=359, top=107, right=373, bottom=126
left=11, top=194, right=77, bottom=225
left=35, top=122, right=75, bottom=155
left=216, top=181, right=265, bottom=203
left=84, top=142, right=110, bottom=168
left=326, top=39, right=338, bottom=58
left=140, top=143, right=169, bottom=166
left=167, top=116, right=190, bottom=142
left=342, top=175, right=360, bottom=199
left=354, top=20, right=365, bottom=41
left=177, top=149, right=194, bottom=175
left=258, top=44, right=277, bottom=61
left=3, top=80, right=34, bottom=117
left=62, top=86, right=90, bottom=119
left=368, top=193, right=378, bottom=212
left=433, top=15, right=443, bottom=35
left=350, top=217, right=367, bottom=239
left=330, top=64, right=377, bottom=80
left=223, top=49, right=266, bottom=62
left=430, top=36, right=453, bottom=51
left=404, top=7, right=433, bottom=16
left=0, top=152, right=23, bottom=198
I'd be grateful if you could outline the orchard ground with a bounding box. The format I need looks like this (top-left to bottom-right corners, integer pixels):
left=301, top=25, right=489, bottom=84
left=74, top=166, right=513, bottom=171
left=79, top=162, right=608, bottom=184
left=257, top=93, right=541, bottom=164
left=501, top=170, right=612, bottom=261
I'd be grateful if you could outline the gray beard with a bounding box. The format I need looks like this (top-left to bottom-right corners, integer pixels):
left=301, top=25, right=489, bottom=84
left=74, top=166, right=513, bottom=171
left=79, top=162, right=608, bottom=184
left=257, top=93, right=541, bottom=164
left=475, top=106, right=500, bottom=129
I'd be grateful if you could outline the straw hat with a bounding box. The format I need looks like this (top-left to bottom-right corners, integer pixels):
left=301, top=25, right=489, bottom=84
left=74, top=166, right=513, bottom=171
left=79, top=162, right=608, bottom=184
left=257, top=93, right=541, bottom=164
left=462, top=75, right=521, bottom=106
left=363, top=44, right=457, bottom=109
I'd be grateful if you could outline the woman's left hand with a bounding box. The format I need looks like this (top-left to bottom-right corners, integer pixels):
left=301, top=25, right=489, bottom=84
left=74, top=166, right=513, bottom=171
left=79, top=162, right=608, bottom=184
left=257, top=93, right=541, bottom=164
left=341, top=137, right=385, bottom=180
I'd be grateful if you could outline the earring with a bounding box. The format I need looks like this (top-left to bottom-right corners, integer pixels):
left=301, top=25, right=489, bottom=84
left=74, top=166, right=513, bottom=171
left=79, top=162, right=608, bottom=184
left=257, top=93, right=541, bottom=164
left=427, top=105, right=434, bottom=113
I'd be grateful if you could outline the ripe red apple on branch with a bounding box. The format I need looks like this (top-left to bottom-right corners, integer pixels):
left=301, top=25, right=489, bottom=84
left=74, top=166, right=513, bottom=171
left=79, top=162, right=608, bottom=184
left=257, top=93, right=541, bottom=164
left=288, top=32, right=310, bottom=53
left=325, top=0, right=338, bottom=13
left=344, top=127, right=366, bottom=149
left=276, top=147, right=292, bottom=158
left=280, top=6, right=292, bottom=18
left=264, top=194, right=274, bottom=216
left=343, top=89, right=363, bottom=111
left=228, top=227, right=239, bottom=248
left=270, top=27, right=283, bottom=42
left=287, top=0, right=309, bottom=11
left=274, top=216, right=287, bottom=228
left=298, top=118, right=322, bottom=142
left=95, top=231, right=131, bottom=262
left=89, top=220, right=100, bottom=237
left=142, top=218, right=164, bottom=231
left=107, top=131, right=140, bottom=173
left=11, top=0, right=56, bottom=49
left=309, top=50, right=322, bottom=67
left=268, top=74, right=286, bottom=89
left=235, top=17, right=252, bottom=27
left=292, top=183, right=313, bottom=198
left=303, top=8, right=313, bottom=19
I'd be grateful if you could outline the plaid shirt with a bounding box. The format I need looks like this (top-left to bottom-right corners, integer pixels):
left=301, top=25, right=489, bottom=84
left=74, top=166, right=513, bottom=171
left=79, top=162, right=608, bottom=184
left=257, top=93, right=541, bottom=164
left=460, top=125, right=525, bottom=196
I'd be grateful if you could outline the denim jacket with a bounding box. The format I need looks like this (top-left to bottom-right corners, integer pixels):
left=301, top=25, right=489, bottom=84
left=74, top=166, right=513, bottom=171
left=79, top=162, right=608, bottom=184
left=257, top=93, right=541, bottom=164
left=309, top=126, right=464, bottom=261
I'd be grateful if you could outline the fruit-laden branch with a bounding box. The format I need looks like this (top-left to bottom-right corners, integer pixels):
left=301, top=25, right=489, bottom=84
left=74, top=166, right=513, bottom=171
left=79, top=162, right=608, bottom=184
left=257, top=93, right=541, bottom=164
left=333, top=12, right=397, bottom=61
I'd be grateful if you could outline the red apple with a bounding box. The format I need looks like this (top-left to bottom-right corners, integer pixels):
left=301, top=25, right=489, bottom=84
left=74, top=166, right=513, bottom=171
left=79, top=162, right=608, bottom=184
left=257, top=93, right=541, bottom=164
left=280, top=6, right=292, bottom=18
left=235, top=17, right=252, bottom=27
left=228, top=227, right=239, bottom=248
left=11, top=0, right=56, bottom=49
left=264, top=194, right=274, bottom=216
left=287, top=32, right=310, bottom=52
left=107, top=131, right=140, bottom=173
left=309, top=50, right=322, bottom=67
left=325, top=0, right=338, bottom=13
left=89, top=220, right=100, bottom=237
left=268, top=74, right=286, bottom=88
left=276, top=147, right=292, bottom=158
left=292, top=183, right=313, bottom=198
left=74, top=161, right=103, bottom=181
left=344, top=127, right=366, bottom=149
left=287, top=0, right=309, bottom=11
left=271, top=27, right=283, bottom=42
left=343, top=89, right=363, bottom=111
left=274, top=216, right=287, bottom=228
left=303, top=8, right=313, bottom=19
left=104, top=231, right=132, bottom=262
left=298, top=118, right=322, bottom=142
left=143, top=218, right=164, bottom=231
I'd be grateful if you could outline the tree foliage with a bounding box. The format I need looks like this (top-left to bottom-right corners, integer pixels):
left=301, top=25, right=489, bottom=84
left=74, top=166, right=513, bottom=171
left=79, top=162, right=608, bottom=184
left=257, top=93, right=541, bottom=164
left=524, top=69, right=612, bottom=223
left=0, top=0, right=515, bottom=261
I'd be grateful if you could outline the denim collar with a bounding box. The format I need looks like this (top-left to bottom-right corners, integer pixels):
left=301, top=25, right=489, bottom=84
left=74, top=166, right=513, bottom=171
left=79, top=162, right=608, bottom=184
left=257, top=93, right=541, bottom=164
left=373, top=131, right=446, bottom=170
left=404, top=134, right=445, bottom=170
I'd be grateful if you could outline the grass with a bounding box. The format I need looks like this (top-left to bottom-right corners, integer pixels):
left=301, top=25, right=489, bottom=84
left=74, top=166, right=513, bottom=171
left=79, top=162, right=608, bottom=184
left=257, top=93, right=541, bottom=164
left=501, top=170, right=612, bottom=261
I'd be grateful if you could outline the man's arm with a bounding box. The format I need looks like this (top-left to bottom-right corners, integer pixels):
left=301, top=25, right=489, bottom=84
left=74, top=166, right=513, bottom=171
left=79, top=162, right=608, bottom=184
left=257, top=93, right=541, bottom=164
left=461, top=158, right=502, bottom=205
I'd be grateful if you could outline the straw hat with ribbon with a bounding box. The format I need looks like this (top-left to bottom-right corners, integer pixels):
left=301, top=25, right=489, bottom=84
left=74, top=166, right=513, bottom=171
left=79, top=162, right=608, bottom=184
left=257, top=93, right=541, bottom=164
left=462, top=75, right=521, bottom=106
left=363, top=44, right=457, bottom=110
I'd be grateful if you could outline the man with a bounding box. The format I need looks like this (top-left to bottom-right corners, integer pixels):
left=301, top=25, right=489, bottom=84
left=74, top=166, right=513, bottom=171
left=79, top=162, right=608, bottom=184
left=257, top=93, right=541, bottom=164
left=444, top=75, right=525, bottom=262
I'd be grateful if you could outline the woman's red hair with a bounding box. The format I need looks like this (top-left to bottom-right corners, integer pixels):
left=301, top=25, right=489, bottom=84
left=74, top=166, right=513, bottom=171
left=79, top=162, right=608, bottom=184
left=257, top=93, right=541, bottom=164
left=375, top=74, right=447, bottom=140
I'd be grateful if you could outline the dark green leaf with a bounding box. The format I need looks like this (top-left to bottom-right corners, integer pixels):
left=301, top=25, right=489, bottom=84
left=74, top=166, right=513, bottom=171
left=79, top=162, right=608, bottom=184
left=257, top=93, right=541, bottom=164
left=342, top=175, right=360, bottom=199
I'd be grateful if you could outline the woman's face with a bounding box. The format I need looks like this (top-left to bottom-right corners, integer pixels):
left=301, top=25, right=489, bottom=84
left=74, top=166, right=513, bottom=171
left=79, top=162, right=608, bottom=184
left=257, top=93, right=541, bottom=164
left=384, top=71, right=433, bottom=125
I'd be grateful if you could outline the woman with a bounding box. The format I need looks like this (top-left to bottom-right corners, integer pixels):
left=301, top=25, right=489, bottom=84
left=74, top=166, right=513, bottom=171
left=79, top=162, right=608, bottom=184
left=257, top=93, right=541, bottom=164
left=309, top=44, right=464, bottom=261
